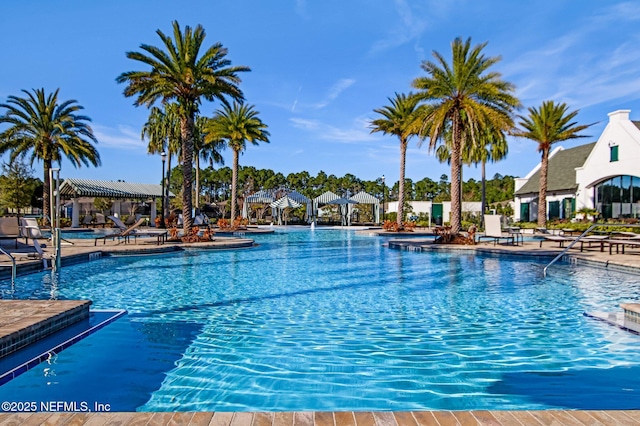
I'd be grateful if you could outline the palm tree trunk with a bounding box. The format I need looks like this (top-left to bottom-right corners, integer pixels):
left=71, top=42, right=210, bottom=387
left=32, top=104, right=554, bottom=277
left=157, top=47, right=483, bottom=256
left=480, top=159, right=486, bottom=227
left=165, top=154, right=172, bottom=224
left=450, top=118, right=462, bottom=234
left=195, top=153, right=200, bottom=210
left=538, top=147, right=550, bottom=228
left=397, top=138, right=407, bottom=226
left=180, top=115, right=194, bottom=232
left=42, top=160, right=52, bottom=227
left=231, top=149, right=240, bottom=220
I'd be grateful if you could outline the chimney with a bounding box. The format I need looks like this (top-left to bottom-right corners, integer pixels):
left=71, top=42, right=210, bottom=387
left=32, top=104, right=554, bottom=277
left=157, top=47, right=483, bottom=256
left=608, top=109, right=631, bottom=122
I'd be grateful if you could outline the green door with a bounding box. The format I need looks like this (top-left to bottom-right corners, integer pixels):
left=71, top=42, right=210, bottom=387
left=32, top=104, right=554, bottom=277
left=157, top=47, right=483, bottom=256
left=520, top=202, right=530, bottom=222
left=548, top=201, right=560, bottom=220
left=432, top=203, right=443, bottom=226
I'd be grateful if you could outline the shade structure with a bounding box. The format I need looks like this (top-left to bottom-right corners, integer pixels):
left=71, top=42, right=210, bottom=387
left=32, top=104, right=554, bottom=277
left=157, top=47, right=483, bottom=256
left=285, top=190, right=312, bottom=222
left=270, top=196, right=302, bottom=225
left=243, top=190, right=276, bottom=219
left=349, top=191, right=381, bottom=224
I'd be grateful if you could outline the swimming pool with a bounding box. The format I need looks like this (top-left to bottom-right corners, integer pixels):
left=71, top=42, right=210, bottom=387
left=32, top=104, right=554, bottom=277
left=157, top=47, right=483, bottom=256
left=1, top=228, right=640, bottom=412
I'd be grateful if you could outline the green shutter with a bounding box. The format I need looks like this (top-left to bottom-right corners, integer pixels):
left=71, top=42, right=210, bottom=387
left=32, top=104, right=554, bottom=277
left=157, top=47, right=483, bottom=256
left=610, top=145, right=619, bottom=162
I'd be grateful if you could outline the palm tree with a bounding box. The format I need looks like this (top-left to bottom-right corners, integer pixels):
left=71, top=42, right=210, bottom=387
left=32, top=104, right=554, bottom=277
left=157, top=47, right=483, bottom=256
left=141, top=103, right=182, bottom=223
left=0, top=88, right=101, bottom=224
left=513, top=101, right=592, bottom=228
left=204, top=102, right=269, bottom=220
left=412, top=37, right=520, bottom=234
left=370, top=92, right=421, bottom=227
left=436, top=125, right=508, bottom=226
left=194, top=115, right=225, bottom=210
left=117, top=20, right=249, bottom=233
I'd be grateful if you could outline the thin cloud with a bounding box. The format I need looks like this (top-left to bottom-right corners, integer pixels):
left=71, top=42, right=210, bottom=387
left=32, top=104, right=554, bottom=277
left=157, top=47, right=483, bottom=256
left=290, top=116, right=376, bottom=143
left=313, top=78, right=356, bottom=109
left=92, top=124, right=146, bottom=150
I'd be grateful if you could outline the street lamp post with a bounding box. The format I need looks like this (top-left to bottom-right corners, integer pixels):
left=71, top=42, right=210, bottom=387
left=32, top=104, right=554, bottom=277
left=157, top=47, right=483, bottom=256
left=160, top=151, right=167, bottom=229
left=381, top=174, right=385, bottom=224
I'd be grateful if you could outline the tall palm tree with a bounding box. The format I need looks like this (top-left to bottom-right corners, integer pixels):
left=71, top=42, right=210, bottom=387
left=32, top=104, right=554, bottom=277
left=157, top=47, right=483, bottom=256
left=412, top=37, right=520, bottom=234
left=0, top=88, right=100, bottom=224
left=141, top=103, right=182, bottom=223
left=194, top=115, right=225, bottom=210
left=436, top=125, right=508, bottom=225
left=370, top=92, right=421, bottom=227
left=117, top=20, right=250, bottom=232
left=513, top=101, right=592, bottom=227
left=204, top=102, right=269, bottom=220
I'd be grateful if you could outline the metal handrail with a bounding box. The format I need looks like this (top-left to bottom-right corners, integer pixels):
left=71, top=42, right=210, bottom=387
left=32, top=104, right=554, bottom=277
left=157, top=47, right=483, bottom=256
left=0, top=246, right=16, bottom=285
left=543, top=223, right=640, bottom=276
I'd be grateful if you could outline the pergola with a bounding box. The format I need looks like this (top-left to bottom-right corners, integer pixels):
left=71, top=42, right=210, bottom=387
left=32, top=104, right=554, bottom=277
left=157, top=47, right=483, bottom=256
left=59, top=178, right=172, bottom=228
left=349, top=191, right=380, bottom=224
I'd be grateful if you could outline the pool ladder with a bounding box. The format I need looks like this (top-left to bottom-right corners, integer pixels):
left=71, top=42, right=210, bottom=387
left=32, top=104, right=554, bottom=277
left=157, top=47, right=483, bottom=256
left=0, top=246, right=16, bottom=285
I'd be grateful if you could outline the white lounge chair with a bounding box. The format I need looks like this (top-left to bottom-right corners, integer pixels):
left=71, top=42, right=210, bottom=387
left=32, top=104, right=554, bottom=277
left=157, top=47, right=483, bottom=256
left=478, top=215, right=515, bottom=246
left=20, top=217, right=45, bottom=243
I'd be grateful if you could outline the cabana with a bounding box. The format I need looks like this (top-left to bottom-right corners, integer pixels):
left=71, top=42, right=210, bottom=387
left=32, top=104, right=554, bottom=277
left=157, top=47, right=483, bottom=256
left=242, top=190, right=275, bottom=220
left=349, top=191, right=381, bottom=224
left=313, top=191, right=358, bottom=225
left=285, top=190, right=312, bottom=222
left=270, top=196, right=301, bottom=225
left=58, top=178, right=173, bottom=228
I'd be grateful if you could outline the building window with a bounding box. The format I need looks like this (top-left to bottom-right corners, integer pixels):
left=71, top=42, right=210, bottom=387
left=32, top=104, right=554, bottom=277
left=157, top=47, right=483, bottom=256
left=610, top=145, right=619, bottom=162
left=594, top=175, right=640, bottom=219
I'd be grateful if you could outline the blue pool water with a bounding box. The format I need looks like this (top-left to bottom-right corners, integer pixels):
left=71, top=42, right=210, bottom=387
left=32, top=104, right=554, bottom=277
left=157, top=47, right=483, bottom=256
left=1, top=228, right=640, bottom=411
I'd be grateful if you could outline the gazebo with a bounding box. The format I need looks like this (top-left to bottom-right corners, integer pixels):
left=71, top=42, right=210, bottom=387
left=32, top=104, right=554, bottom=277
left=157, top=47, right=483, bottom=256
left=349, top=191, right=381, bottom=224
left=242, top=190, right=275, bottom=220
left=59, top=178, right=171, bottom=228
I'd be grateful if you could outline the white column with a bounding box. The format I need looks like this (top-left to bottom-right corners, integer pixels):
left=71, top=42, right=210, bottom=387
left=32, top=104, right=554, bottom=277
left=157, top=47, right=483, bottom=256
left=72, top=198, right=80, bottom=228
left=113, top=200, right=121, bottom=218
left=150, top=199, right=157, bottom=227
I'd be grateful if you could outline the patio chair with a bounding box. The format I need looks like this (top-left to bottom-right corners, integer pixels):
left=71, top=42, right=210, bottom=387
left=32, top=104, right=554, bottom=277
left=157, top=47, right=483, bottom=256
left=94, top=213, right=107, bottom=228
left=94, top=218, right=146, bottom=246
left=477, top=215, right=515, bottom=246
left=0, top=217, right=20, bottom=248
left=20, top=217, right=45, bottom=243
left=19, top=238, right=52, bottom=269
left=606, top=235, right=640, bottom=255
left=107, top=215, right=128, bottom=231
left=81, top=214, right=94, bottom=227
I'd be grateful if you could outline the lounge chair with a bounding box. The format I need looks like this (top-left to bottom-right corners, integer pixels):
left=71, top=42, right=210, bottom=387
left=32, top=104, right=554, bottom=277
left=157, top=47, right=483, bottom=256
left=539, top=233, right=609, bottom=251
left=94, top=213, right=107, bottom=228
left=20, top=217, right=45, bottom=243
left=108, top=215, right=128, bottom=231
left=606, top=235, right=640, bottom=255
left=19, top=238, right=52, bottom=269
left=94, top=218, right=146, bottom=245
left=0, top=217, right=20, bottom=248
left=477, top=215, right=515, bottom=246
left=81, top=214, right=94, bottom=227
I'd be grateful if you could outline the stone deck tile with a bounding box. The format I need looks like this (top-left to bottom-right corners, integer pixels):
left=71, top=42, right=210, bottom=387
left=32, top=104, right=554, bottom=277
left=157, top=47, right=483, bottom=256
left=314, top=411, right=334, bottom=426
left=393, top=412, right=418, bottom=426
left=1, top=412, right=640, bottom=425
left=273, top=412, right=294, bottom=426
left=209, top=412, right=234, bottom=426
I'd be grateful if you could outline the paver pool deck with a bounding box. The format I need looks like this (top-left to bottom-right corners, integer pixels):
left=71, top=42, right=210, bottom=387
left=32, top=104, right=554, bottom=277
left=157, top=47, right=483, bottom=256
left=1, top=228, right=640, bottom=424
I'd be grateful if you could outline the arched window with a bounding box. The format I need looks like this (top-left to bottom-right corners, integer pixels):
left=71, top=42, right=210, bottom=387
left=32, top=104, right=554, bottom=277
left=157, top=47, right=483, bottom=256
left=594, top=175, right=640, bottom=219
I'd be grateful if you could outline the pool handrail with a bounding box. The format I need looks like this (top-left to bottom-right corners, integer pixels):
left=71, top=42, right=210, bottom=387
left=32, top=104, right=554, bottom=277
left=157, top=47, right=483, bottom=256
left=543, top=223, right=640, bottom=276
left=0, top=246, right=16, bottom=285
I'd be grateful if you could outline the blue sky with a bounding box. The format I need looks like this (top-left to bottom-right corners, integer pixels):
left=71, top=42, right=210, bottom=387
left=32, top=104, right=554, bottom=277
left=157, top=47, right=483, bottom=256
left=1, top=0, right=640, bottom=187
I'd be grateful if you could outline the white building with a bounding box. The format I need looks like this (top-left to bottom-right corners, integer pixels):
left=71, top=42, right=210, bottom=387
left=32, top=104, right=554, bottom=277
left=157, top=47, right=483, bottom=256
left=386, top=200, right=482, bottom=225
left=514, top=109, right=640, bottom=222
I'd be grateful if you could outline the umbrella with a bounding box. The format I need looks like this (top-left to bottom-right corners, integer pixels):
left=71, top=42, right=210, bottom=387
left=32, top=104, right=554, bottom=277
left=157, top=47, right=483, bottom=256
left=330, top=198, right=358, bottom=226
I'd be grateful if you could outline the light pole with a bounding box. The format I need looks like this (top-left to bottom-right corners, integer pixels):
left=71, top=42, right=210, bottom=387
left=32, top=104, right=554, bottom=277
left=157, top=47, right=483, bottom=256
left=160, top=151, right=167, bottom=228
left=381, top=174, right=385, bottom=224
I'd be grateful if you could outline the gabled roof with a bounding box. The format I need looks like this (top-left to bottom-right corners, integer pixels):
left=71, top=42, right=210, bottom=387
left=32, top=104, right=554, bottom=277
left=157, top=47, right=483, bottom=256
left=349, top=191, right=379, bottom=204
left=59, top=178, right=171, bottom=199
left=633, top=121, right=640, bottom=131
left=515, top=142, right=596, bottom=196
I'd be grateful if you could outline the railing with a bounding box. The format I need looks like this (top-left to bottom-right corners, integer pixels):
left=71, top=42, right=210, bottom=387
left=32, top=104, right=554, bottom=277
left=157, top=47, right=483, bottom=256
left=0, top=246, right=16, bottom=285
left=543, top=223, right=640, bottom=276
